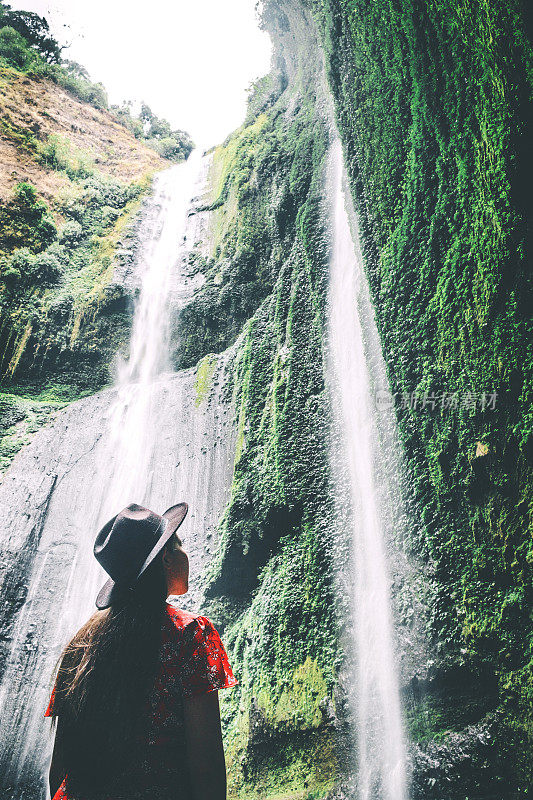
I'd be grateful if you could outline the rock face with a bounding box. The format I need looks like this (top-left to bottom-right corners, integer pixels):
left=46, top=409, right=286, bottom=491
left=166, top=0, right=531, bottom=795
left=0, top=352, right=238, bottom=798
left=161, top=1, right=431, bottom=796
left=0, top=151, right=239, bottom=798
left=307, top=0, right=533, bottom=796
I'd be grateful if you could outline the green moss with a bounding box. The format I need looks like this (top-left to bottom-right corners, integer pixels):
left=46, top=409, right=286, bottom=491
left=194, top=352, right=217, bottom=407
left=173, top=77, right=330, bottom=372
left=227, top=730, right=337, bottom=800
left=0, top=387, right=82, bottom=472
left=186, top=0, right=533, bottom=792
left=310, top=0, right=533, bottom=789
left=0, top=171, right=151, bottom=390
left=184, top=35, right=344, bottom=792
left=255, top=657, right=330, bottom=730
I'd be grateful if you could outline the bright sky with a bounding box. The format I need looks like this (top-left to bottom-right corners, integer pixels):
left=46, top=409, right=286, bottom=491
left=8, top=0, right=272, bottom=149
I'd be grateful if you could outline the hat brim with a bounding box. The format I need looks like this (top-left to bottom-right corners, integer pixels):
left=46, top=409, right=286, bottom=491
left=95, top=502, right=188, bottom=610
left=96, top=576, right=120, bottom=610
left=162, top=502, right=188, bottom=536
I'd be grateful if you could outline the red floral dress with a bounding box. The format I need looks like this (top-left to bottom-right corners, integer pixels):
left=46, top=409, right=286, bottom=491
left=45, top=603, right=238, bottom=800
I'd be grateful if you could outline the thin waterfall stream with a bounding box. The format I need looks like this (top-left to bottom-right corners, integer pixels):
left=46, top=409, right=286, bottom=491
left=0, top=150, right=239, bottom=798
left=325, top=135, right=409, bottom=800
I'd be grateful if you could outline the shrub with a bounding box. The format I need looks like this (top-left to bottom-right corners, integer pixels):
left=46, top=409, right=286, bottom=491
left=7, top=247, right=34, bottom=283
left=0, top=25, right=36, bottom=70
left=31, top=251, right=63, bottom=285
left=43, top=63, right=108, bottom=110
left=59, top=220, right=84, bottom=248
left=14, top=182, right=38, bottom=205
left=101, top=206, right=120, bottom=226
left=45, top=241, right=68, bottom=264
left=0, top=255, right=21, bottom=288
left=35, top=216, right=57, bottom=246
left=0, top=184, right=57, bottom=254
left=38, top=134, right=69, bottom=171
left=147, top=132, right=194, bottom=163
left=38, top=134, right=94, bottom=179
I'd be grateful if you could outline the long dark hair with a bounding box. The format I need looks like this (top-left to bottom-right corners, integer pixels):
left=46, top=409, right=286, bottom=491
left=50, top=552, right=168, bottom=796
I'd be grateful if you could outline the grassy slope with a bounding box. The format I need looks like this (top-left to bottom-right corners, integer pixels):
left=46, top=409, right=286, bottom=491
left=309, top=0, right=533, bottom=793
left=0, top=65, right=166, bottom=202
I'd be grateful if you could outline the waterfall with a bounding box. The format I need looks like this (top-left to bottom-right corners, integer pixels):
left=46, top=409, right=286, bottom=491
left=0, top=151, right=238, bottom=799
left=325, top=136, right=409, bottom=800
left=98, top=148, right=203, bottom=513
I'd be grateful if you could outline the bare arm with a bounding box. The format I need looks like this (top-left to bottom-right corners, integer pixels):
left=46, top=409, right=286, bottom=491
left=183, top=690, right=227, bottom=800
left=48, top=718, right=66, bottom=799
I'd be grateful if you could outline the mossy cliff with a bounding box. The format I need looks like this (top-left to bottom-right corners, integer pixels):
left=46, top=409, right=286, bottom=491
left=170, top=0, right=532, bottom=796
left=303, top=0, right=531, bottom=796
left=173, top=5, right=348, bottom=796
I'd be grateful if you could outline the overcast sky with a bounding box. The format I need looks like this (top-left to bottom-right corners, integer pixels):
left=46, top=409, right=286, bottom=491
left=9, top=0, right=272, bottom=149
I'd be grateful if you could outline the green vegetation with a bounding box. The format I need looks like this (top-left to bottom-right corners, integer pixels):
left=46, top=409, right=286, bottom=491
left=0, top=181, right=57, bottom=256
left=0, top=87, right=153, bottom=466
left=38, top=132, right=96, bottom=178
left=0, top=4, right=60, bottom=67
left=0, top=2, right=192, bottom=469
left=110, top=101, right=194, bottom=163
left=309, top=0, right=533, bottom=792
left=0, top=169, right=147, bottom=387
left=174, top=86, right=329, bottom=371
left=173, top=34, right=347, bottom=794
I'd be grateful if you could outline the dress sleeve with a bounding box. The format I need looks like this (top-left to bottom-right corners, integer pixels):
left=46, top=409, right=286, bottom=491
left=179, top=615, right=238, bottom=698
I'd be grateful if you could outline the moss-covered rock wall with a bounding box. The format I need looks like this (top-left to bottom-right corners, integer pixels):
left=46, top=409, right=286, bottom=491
left=306, top=0, right=532, bottom=795
left=168, top=4, right=358, bottom=796
left=172, top=0, right=532, bottom=796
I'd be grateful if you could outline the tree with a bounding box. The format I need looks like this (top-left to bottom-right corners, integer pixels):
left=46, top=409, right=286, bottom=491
left=139, top=102, right=154, bottom=124
left=0, top=4, right=61, bottom=63
left=0, top=25, right=33, bottom=69
left=63, top=59, right=90, bottom=80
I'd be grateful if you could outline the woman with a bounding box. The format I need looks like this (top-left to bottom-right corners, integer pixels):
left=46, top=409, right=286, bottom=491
left=45, top=502, right=238, bottom=800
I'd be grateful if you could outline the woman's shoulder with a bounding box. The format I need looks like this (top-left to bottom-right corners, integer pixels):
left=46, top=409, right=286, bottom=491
left=164, top=603, right=238, bottom=695
left=164, top=601, right=213, bottom=634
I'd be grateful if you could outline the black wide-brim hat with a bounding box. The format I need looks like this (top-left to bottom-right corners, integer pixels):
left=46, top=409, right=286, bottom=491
left=94, top=501, right=188, bottom=609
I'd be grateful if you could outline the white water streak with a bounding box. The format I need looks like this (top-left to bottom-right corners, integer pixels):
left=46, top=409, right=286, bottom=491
left=326, top=137, right=408, bottom=800
left=102, top=149, right=204, bottom=509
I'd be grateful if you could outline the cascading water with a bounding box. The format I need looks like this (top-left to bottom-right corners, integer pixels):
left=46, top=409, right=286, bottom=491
left=99, top=149, right=203, bottom=514
left=325, top=136, right=409, bottom=800
left=0, top=150, right=238, bottom=798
